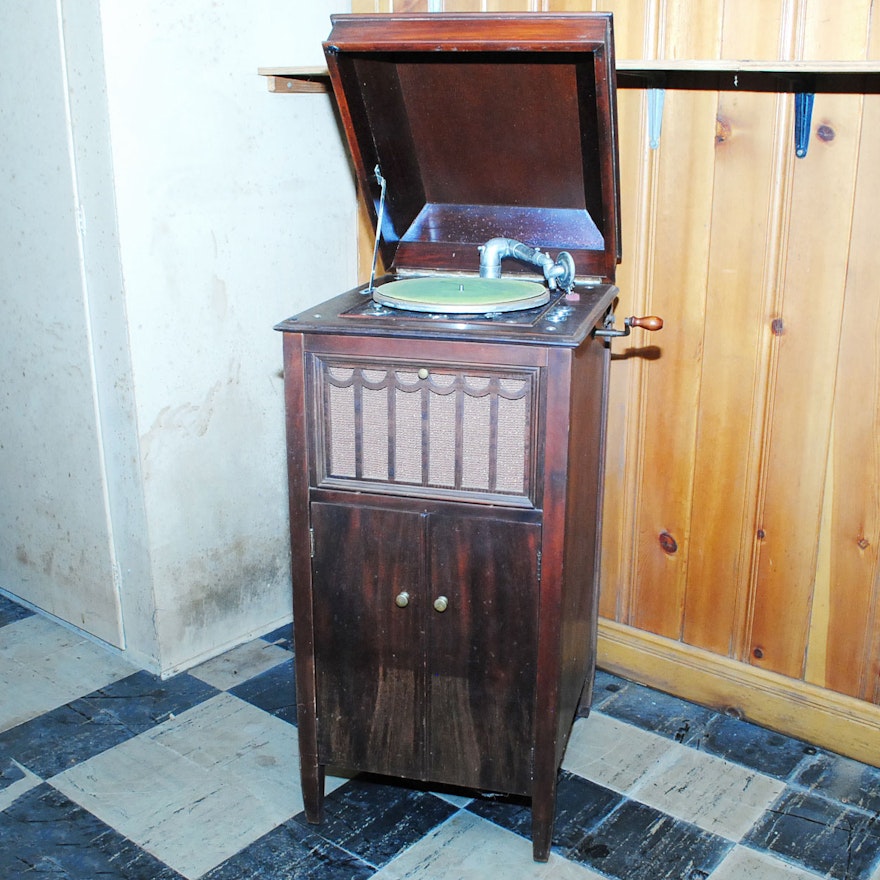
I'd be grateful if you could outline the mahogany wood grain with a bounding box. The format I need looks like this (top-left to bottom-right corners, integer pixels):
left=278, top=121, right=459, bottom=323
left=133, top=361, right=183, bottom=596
left=561, top=338, right=609, bottom=721
left=325, top=12, right=612, bottom=52
left=530, top=344, right=571, bottom=860
left=325, top=12, right=620, bottom=283
left=427, top=514, right=540, bottom=793
left=282, top=333, right=323, bottom=822
left=283, top=314, right=613, bottom=860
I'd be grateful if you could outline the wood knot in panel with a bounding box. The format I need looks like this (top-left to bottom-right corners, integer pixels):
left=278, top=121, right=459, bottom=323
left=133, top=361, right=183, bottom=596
left=658, top=531, right=678, bottom=554
left=817, top=124, right=835, bottom=143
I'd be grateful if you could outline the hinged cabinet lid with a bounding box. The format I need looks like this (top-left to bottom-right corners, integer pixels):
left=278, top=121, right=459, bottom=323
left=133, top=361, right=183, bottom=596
left=324, top=13, right=621, bottom=284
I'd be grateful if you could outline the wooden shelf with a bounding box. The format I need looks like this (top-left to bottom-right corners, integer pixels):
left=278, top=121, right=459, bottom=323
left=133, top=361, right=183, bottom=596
left=258, top=66, right=331, bottom=93
left=259, top=60, right=880, bottom=95
left=616, top=58, right=880, bottom=94
left=616, top=59, right=880, bottom=73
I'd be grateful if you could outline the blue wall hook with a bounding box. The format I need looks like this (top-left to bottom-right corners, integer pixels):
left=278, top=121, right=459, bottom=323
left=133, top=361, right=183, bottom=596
left=795, top=92, right=814, bottom=158
left=648, top=87, right=666, bottom=150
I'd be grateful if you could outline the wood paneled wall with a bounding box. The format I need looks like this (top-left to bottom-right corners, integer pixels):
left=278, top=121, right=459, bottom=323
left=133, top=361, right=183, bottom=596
left=350, top=0, right=880, bottom=763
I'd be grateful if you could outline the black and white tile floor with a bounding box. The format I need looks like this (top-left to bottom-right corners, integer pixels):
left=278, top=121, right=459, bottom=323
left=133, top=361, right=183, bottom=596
left=1, top=592, right=879, bottom=879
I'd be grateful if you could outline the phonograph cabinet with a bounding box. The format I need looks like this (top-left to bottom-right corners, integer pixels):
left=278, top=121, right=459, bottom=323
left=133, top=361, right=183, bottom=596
left=277, top=13, right=655, bottom=861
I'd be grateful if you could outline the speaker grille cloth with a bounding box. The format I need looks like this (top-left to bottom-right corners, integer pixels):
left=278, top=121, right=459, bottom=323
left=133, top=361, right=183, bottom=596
left=319, top=360, right=534, bottom=500
left=428, top=387, right=456, bottom=486
left=327, top=380, right=355, bottom=477
left=394, top=386, right=422, bottom=484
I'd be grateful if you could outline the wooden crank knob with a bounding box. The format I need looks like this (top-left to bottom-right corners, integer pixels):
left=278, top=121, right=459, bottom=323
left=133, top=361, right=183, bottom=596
left=627, top=315, right=663, bottom=331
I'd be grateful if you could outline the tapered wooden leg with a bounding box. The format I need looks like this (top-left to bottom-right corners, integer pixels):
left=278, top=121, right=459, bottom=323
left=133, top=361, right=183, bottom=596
left=301, top=760, right=325, bottom=824
left=577, top=672, right=595, bottom=718
left=531, top=776, right=557, bottom=862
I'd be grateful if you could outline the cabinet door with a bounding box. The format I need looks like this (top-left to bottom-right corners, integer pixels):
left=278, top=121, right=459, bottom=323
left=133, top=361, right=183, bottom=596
left=310, top=502, right=425, bottom=777
left=426, top=515, right=541, bottom=794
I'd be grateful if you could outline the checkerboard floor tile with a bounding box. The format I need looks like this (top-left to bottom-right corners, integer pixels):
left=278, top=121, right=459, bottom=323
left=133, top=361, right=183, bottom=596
left=1, top=593, right=879, bottom=880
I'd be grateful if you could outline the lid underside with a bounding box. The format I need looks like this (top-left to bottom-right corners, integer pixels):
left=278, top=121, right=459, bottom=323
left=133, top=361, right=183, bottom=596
left=324, top=14, right=621, bottom=284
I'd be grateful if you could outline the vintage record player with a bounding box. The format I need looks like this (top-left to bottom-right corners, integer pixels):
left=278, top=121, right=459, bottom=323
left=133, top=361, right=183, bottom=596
left=276, top=12, right=660, bottom=862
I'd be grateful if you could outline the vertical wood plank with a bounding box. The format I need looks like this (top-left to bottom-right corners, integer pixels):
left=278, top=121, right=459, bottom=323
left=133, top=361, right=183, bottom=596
left=871, top=0, right=880, bottom=61
left=351, top=1, right=380, bottom=278
left=351, top=0, right=394, bottom=11
left=661, top=0, right=723, bottom=60
left=357, top=201, right=377, bottom=284
left=681, top=89, right=783, bottom=655
left=748, top=0, right=873, bottom=680
left=599, top=0, right=658, bottom=60
left=805, top=445, right=834, bottom=685
left=747, top=92, right=863, bottom=679
left=629, top=86, right=719, bottom=639
left=800, top=0, right=873, bottom=61
left=806, top=93, right=880, bottom=700
left=482, top=0, right=536, bottom=11
left=545, top=0, right=595, bottom=13
left=627, top=2, right=722, bottom=638
left=437, top=0, right=532, bottom=9
left=868, top=620, right=880, bottom=706
left=682, top=0, right=790, bottom=655
left=804, top=28, right=875, bottom=734
left=598, top=84, right=653, bottom=623
left=718, top=0, right=790, bottom=60
left=595, top=0, right=656, bottom=622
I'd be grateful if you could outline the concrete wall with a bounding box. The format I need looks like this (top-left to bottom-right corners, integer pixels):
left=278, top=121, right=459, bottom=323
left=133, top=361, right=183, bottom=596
left=0, top=0, right=356, bottom=675
left=1, top=0, right=132, bottom=648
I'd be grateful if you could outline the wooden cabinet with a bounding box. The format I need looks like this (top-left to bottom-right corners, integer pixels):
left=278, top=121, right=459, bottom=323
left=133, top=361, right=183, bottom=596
left=277, top=12, right=626, bottom=860
left=280, top=321, right=615, bottom=861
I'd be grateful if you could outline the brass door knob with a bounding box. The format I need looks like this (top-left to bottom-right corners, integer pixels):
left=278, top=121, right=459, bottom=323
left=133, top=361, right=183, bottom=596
left=395, top=592, right=410, bottom=608
left=433, top=595, right=449, bottom=613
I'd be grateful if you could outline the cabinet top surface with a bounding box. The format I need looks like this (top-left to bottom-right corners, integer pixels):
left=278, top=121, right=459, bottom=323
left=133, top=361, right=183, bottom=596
left=276, top=278, right=617, bottom=347
left=323, top=12, right=621, bottom=285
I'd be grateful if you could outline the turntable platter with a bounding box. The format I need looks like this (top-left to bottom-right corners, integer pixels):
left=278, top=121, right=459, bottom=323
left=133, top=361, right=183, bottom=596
left=372, top=277, right=550, bottom=314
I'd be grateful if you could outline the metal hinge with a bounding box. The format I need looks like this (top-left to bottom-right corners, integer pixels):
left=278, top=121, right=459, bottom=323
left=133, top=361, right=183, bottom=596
left=536, top=549, right=542, bottom=583
left=309, top=527, right=315, bottom=558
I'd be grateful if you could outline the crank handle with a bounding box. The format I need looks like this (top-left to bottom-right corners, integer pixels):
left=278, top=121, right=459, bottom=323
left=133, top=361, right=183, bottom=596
left=594, top=315, right=664, bottom=338
left=627, top=315, right=663, bottom=331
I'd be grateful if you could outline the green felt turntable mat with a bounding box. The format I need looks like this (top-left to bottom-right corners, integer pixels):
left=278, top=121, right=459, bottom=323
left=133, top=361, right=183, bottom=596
left=373, top=277, right=550, bottom=313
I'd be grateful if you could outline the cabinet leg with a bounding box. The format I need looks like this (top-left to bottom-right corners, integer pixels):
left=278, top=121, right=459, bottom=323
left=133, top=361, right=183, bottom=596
left=576, top=674, right=594, bottom=718
left=531, top=777, right=557, bottom=862
left=301, top=761, right=325, bottom=824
